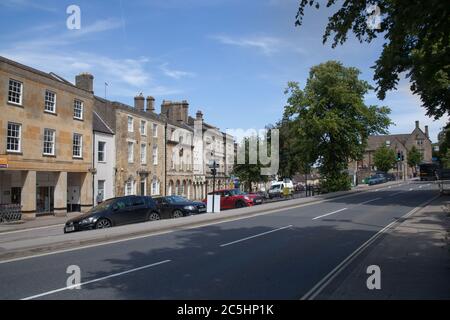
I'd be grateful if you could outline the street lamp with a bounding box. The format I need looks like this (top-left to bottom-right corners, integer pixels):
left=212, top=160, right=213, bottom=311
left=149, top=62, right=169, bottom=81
left=208, top=159, right=219, bottom=212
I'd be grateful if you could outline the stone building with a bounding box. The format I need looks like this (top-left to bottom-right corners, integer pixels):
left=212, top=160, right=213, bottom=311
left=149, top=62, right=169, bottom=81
left=92, top=93, right=166, bottom=198
left=353, top=120, right=433, bottom=181
left=0, top=56, right=94, bottom=219
left=161, top=100, right=195, bottom=198
left=93, top=111, right=115, bottom=205
left=188, top=111, right=234, bottom=198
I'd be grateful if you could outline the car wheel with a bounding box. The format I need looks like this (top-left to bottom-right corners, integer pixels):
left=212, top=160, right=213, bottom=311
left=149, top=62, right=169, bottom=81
left=95, top=218, right=111, bottom=229
left=235, top=201, right=246, bottom=208
left=172, top=210, right=184, bottom=219
left=148, top=212, right=161, bottom=221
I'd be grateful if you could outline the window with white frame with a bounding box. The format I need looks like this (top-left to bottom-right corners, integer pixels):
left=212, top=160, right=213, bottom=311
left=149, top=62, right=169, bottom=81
left=140, top=143, right=147, bottom=164
left=8, top=79, right=23, bottom=105
left=153, top=145, right=158, bottom=165
left=125, top=180, right=135, bottom=196
left=140, top=120, right=147, bottom=136
left=152, top=123, right=158, bottom=137
left=73, top=133, right=83, bottom=158
left=7, top=122, right=21, bottom=152
left=98, top=141, right=106, bottom=162
left=43, top=128, right=55, bottom=155
left=128, top=141, right=134, bottom=163
left=128, top=116, right=134, bottom=132
left=151, top=179, right=160, bottom=195
left=44, top=90, right=56, bottom=113
left=73, top=100, right=83, bottom=120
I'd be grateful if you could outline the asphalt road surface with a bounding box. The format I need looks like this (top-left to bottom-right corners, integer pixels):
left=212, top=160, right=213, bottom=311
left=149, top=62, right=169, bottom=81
left=0, top=181, right=439, bottom=300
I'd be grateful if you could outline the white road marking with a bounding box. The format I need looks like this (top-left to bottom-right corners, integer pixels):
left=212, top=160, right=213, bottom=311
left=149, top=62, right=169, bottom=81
left=359, top=198, right=382, bottom=205
left=312, top=208, right=348, bottom=220
left=220, top=225, right=292, bottom=247
left=301, top=194, right=439, bottom=300
left=0, top=181, right=407, bottom=264
left=21, top=259, right=171, bottom=300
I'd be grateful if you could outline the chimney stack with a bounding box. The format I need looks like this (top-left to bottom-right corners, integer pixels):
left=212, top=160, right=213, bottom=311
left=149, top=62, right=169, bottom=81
left=134, top=93, right=145, bottom=112
left=415, top=120, right=419, bottom=129
left=146, top=96, right=155, bottom=113
left=181, top=100, right=189, bottom=123
left=75, top=73, right=94, bottom=93
left=425, top=125, right=429, bottom=138
left=196, top=110, right=203, bottom=120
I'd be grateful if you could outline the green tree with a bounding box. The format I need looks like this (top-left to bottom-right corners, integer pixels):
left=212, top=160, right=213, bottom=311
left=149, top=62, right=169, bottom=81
left=407, top=146, right=423, bottom=174
left=295, top=0, right=450, bottom=119
left=284, top=61, right=391, bottom=192
left=373, top=145, right=396, bottom=173
left=232, top=135, right=269, bottom=192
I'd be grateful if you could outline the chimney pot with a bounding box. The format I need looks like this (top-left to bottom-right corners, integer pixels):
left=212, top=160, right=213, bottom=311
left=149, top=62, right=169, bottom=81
left=75, top=72, right=94, bottom=93
left=146, top=96, right=155, bottom=113
left=134, top=94, right=145, bottom=112
left=196, top=110, right=203, bottom=120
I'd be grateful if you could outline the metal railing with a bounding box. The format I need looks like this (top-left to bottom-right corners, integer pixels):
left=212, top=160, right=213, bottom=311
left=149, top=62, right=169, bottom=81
left=0, top=204, right=22, bottom=223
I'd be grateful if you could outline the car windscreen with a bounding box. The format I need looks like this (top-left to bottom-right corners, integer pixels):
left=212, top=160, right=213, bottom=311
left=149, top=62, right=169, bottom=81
left=270, top=185, right=281, bottom=190
left=229, top=189, right=245, bottom=196
left=167, top=196, right=189, bottom=203
left=90, top=198, right=114, bottom=213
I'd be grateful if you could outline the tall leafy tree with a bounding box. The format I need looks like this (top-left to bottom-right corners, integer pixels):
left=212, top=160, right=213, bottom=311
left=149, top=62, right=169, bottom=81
left=232, top=135, right=269, bottom=192
left=284, top=61, right=391, bottom=192
left=373, top=145, right=397, bottom=173
left=407, top=146, right=423, bottom=174
left=295, top=0, right=450, bottom=119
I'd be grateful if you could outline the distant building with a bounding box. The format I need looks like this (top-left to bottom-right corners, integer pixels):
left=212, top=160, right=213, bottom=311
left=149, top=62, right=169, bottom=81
left=353, top=120, right=433, bottom=181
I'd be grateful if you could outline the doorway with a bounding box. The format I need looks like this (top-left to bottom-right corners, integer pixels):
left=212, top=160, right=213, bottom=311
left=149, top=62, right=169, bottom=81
left=36, top=186, right=54, bottom=214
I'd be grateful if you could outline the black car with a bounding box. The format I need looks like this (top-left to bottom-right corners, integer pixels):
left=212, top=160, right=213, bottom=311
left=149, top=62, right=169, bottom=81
left=153, top=195, right=207, bottom=218
left=64, top=195, right=160, bottom=233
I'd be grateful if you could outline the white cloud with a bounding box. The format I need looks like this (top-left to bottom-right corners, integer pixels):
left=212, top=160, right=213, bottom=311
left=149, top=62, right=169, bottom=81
left=211, top=35, right=282, bottom=56
left=0, top=0, right=57, bottom=12
left=160, top=63, right=196, bottom=80
left=211, top=34, right=308, bottom=56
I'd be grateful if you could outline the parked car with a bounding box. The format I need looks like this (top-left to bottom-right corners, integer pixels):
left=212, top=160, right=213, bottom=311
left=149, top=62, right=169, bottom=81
left=251, top=190, right=269, bottom=200
left=64, top=195, right=160, bottom=233
left=367, top=174, right=387, bottom=185
left=153, top=195, right=207, bottom=218
left=293, top=182, right=305, bottom=192
left=268, top=181, right=294, bottom=198
left=203, top=188, right=263, bottom=209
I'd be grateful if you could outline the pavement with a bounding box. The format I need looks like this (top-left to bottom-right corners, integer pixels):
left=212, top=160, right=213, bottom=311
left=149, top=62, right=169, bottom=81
left=0, top=180, right=447, bottom=300
left=319, top=196, right=450, bottom=300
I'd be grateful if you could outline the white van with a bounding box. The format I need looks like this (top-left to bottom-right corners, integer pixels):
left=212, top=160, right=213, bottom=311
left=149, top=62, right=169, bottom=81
left=268, top=180, right=294, bottom=198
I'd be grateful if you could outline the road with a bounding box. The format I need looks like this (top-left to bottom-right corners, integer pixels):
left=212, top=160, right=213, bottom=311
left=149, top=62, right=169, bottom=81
left=0, top=181, right=439, bottom=300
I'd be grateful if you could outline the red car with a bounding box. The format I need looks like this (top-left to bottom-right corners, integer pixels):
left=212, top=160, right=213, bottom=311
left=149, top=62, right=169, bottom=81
left=203, top=188, right=263, bottom=209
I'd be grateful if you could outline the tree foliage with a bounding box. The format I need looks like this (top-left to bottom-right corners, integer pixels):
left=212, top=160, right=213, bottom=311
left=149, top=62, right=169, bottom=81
left=295, top=0, right=450, bottom=119
left=232, top=135, right=269, bottom=192
left=373, top=145, right=396, bottom=172
left=284, top=61, right=392, bottom=192
left=407, top=145, right=422, bottom=171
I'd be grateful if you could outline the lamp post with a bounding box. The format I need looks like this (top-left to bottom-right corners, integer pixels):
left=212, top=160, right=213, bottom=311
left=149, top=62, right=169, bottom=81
left=208, top=159, right=219, bottom=212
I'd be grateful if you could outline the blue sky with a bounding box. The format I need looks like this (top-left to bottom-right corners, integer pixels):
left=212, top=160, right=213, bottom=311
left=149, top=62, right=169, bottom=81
left=0, top=0, right=447, bottom=142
